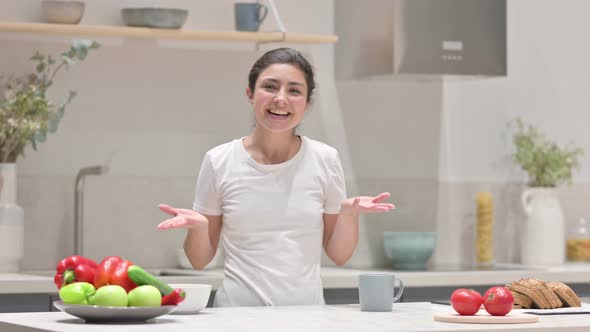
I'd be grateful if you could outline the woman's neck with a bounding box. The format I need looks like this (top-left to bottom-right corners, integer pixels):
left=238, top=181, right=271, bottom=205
left=244, top=130, right=301, bottom=165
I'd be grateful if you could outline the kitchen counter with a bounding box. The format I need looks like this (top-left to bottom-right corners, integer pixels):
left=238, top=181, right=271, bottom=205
left=1, top=302, right=589, bottom=332
left=2, top=263, right=590, bottom=294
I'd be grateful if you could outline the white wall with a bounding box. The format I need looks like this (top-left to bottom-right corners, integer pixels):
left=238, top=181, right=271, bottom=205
left=11, top=0, right=582, bottom=271
left=440, top=0, right=590, bottom=183
left=1, top=0, right=353, bottom=269
left=2, top=0, right=336, bottom=177
left=435, top=0, right=590, bottom=266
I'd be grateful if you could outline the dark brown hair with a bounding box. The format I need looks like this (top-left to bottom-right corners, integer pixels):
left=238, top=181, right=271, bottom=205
left=248, top=48, right=315, bottom=103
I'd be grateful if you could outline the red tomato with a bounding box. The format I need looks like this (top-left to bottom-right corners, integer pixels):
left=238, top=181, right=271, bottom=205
left=450, top=288, right=483, bottom=315
left=483, top=286, right=514, bottom=316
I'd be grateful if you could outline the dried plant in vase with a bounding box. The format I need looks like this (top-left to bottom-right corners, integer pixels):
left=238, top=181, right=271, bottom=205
left=0, top=39, right=100, bottom=163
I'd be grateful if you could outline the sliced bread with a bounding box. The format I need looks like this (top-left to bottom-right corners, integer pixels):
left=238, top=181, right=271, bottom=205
left=510, top=278, right=551, bottom=309
left=546, top=281, right=582, bottom=307
left=510, top=290, right=533, bottom=309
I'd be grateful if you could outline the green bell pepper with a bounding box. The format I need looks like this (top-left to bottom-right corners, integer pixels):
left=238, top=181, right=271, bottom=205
left=59, top=282, right=96, bottom=305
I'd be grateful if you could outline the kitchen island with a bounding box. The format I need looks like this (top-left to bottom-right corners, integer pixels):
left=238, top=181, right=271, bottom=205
left=2, top=264, right=590, bottom=312
left=0, top=302, right=589, bottom=332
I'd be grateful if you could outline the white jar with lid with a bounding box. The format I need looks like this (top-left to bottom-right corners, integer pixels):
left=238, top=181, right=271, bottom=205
left=566, top=217, right=590, bottom=262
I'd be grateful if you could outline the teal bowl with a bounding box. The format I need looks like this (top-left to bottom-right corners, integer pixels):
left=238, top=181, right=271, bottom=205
left=383, top=232, right=436, bottom=270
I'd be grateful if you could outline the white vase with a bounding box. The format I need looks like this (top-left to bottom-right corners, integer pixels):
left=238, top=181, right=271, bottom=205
left=0, top=163, right=24, bottom=272
left=520, top=187, right=565, bottom=266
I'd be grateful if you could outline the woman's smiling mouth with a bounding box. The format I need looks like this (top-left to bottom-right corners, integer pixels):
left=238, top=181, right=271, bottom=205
left=267, top=109, right=290, bottom=118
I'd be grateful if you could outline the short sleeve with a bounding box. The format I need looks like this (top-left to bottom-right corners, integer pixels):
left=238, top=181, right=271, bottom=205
left=192, top=153, right=223, bottom=215
left=324, top=150, right=347, bottom=214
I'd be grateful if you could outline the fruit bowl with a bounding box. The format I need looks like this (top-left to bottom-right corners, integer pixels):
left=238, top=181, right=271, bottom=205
left=53, top=301, right=177, bottom=323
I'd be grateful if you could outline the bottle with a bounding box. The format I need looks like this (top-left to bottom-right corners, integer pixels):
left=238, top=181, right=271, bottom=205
left=566, top=218, right=590, bottom=262
left=476, top=192, right=494, bottom=266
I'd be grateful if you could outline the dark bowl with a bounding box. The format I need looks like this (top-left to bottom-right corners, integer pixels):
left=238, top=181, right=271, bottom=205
left=121, top=7, right=189, bottom=29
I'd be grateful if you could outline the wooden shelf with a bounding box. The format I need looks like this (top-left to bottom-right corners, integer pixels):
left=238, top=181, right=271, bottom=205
left=0, top=22, right=338, bottom=44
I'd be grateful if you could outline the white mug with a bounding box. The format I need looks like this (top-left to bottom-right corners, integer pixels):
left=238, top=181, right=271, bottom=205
left=358, top=273, right=404, bottom=312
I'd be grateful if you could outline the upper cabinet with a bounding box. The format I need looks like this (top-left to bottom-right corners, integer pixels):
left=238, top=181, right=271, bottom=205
left=335, top=0, right=506, bottom=80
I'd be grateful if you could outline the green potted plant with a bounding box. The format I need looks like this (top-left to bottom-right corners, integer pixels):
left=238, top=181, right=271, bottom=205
left=0, top=40, right=99, bottom=272
left=511, top=117, right=584, bottom=266
left=512, top=117, right=583, bottom=187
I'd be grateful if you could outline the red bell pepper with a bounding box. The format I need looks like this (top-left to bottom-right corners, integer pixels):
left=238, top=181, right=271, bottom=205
left=162, top=288, right=186, bottom=305
left=54, top=255, right=98, bottom=289
left=93, top=256, right=137, bottom=292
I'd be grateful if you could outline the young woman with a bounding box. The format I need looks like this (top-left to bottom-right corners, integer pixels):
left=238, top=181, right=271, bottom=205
left=157, top=48, right=394, bottom=307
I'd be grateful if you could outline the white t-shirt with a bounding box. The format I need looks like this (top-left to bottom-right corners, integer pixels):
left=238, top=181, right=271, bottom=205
left=192, top=136, right=346, bottom=307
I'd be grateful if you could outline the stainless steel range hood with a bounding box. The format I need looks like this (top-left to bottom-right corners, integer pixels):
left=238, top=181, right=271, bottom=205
left=335, top=0, right=507, bottom=79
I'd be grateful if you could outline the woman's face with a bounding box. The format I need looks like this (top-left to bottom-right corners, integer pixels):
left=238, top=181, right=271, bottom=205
left=247, top=63, right=308, bottom=134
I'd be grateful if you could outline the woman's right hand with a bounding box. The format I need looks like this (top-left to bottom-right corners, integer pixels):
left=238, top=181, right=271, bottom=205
left=157, top=204, right=209, bottom=230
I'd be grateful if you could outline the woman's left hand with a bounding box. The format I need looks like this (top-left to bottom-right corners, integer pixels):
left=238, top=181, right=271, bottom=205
left=341, top=192, right=395, bottom=215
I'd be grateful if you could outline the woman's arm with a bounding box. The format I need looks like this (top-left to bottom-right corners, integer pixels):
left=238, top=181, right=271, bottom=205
left=157, top=204, right=222, bottom=270
left=184, top=214, right=222, bottom=269
left=323, top=208, right=359, bottom=266
left=323, top=193, right=395, bottom=266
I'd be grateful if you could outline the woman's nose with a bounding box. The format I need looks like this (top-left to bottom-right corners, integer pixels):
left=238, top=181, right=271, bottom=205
left=273, top=92, right=288, bottom=107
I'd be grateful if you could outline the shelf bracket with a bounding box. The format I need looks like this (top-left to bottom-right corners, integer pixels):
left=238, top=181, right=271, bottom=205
left=256, top=0, right=287, bottom=50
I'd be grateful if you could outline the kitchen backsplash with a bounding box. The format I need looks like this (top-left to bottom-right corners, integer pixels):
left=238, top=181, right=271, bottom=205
left=434, top=181, right=590, bottom=267
left=22, top=173, right=588, bottom=271
left=18, top=174, right=437, bottom=270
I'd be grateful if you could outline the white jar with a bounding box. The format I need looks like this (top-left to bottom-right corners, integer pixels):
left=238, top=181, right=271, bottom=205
left=0, top=205, right=24, bottom=272
left=520, top=187, right=565, bottom=266
left=0, top=163, right=24, bottom=272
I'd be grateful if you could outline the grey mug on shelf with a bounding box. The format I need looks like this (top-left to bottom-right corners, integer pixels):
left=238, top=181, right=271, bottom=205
left=358, top=273, right=404, bottom=312
left=234, top=2, right=268, bottom=32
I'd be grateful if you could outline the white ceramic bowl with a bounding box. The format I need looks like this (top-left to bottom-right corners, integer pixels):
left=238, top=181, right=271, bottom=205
left=169, top=284, right=211, bottom=314
left=42, top=0, right=85, bottom=24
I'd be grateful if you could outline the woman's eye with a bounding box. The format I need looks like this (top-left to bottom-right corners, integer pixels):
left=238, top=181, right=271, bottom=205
left=263, top=85, right=277, bottom=90
left=290, top=89, right=302, bottom=95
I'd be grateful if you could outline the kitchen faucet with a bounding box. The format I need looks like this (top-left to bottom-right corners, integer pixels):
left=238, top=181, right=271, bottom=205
left=74, top=164, right=109, bottom=256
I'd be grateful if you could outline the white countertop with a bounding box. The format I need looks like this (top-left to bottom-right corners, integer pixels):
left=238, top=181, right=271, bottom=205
left=2, top=263, right=590, bottom=294
left=1, top=302, right=590, bottom=332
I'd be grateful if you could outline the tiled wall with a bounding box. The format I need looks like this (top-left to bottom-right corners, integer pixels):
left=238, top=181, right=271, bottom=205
left=18, top=172, right=588, bottom=270
left=19, top=174, right=439, bottom=270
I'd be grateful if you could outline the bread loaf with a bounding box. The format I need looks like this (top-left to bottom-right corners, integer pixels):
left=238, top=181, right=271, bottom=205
left=527, top=278, right=562, bottom=308
left=508, top=278, right=581, bottom=309
left=510, top=290, right=533, bottom=309
left=510, top=278, right=551, bottom=309
left=546, top=282, right=582, bottom=307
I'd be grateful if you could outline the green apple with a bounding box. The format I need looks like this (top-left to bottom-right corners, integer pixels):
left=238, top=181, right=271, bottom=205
left=59, top=282, right=95, bottom=305
left=127, top=285, right=162, bottom=307
left=93, top=285, right=128, bottom=307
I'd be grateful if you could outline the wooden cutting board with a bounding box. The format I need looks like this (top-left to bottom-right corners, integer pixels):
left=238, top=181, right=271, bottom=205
left=433, top=312, right=539, bottom=324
